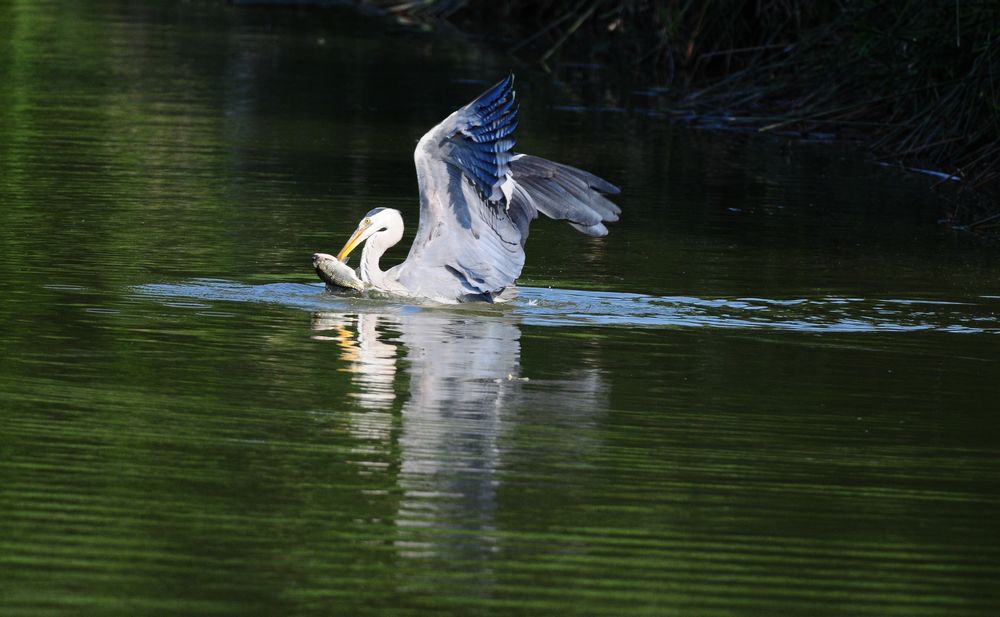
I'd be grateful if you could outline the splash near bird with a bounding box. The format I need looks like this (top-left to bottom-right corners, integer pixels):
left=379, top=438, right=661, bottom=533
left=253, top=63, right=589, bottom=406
left=313, top=75, right=620, bottom=303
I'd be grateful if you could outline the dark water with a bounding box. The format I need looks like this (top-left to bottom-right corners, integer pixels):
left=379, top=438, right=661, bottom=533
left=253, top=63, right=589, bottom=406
left=3, top=2, right=1000, bottom=615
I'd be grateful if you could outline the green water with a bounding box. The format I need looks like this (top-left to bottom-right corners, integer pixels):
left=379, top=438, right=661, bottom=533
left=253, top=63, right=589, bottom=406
left=2, top=2, right=1000, bottom=615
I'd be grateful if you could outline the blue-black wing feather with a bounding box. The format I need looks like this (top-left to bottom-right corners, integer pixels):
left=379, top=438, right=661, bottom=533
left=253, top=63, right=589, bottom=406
left=450, top=75, right=518, bottom=203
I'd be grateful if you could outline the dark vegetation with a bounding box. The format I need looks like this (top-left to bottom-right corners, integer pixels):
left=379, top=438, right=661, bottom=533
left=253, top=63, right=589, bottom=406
left=242, top=0, right=1000, bottom=227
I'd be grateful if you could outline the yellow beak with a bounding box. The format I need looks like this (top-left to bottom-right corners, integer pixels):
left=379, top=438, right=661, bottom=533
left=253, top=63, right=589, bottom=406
left=336, top=224, right=372, bottom=262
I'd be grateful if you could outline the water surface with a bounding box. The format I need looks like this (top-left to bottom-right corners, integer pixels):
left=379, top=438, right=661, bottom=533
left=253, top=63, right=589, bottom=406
left=2, top=2, right=999, bottom=616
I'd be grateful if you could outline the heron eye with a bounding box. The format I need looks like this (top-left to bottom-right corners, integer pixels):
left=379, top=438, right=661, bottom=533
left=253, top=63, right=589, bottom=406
left=364, top=218, right=371, bottom=225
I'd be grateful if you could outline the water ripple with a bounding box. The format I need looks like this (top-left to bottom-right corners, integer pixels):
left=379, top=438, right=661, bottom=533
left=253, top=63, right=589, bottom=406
left=135, top=280, right=1000, bottom=334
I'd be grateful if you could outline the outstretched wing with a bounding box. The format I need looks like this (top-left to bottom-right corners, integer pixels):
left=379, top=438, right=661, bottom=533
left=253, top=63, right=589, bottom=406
left=396, top=76, right=526, bottom=300
left=395, top=76, right=620, bottom=302
left=508, top=154, right=621, bottom=237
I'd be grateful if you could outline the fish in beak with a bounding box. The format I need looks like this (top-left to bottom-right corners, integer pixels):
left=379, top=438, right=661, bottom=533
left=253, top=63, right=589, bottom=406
left=313, top=252, right=364, bottom=291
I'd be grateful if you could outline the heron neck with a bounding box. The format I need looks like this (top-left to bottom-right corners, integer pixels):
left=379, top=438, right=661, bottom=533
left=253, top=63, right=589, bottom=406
left=359, top=229, right=401, bottom=289
left=359, top=240, right=386, bottom=288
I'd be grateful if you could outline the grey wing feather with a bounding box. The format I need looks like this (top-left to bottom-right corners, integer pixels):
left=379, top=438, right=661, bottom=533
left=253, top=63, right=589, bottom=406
left=509, top=154, right=621, bottom=237
left=397, top=76, right=621, bottom=302
left=397, top=76, right=527, bottom=300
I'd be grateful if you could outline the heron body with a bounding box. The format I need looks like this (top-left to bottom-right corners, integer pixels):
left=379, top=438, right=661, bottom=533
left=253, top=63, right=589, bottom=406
left=316, top=75, right=621, bottom=303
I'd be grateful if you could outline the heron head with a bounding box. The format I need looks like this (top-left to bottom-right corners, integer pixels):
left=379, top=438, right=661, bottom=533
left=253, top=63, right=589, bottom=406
left=336, top=208, right=403, bottom=262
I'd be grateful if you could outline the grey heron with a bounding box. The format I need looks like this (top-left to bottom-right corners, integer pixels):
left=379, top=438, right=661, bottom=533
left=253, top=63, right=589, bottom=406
left=314, top=75, right=620, bottom=303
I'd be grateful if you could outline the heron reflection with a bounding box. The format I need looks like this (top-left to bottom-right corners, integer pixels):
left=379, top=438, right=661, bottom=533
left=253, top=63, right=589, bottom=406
left=312, top=312, right=398, bottom=410
left=311, top=308, right=607, bottom=563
